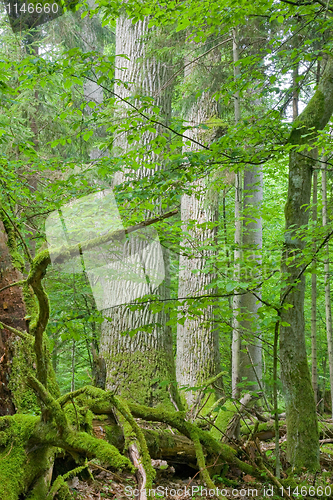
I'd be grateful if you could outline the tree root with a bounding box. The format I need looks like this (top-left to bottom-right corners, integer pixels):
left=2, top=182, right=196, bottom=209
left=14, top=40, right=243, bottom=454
left=46, top=462, right=89, bottom=500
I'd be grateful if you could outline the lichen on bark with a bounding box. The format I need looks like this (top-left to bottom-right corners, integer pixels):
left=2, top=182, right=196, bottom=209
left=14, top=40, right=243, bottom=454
left=280, top=55, right=333, bottom=471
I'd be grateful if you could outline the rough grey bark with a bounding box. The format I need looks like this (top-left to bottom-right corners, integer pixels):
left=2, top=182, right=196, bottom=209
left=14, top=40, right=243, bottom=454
left=280, top=55, right=333, bottom=470
left=322, top=162, right=333, bottom=418
left=99, top=16, right=179, bottom=409
left=239, top=166, right=263, bottom=391
left=176, top=89, right=221, bottom=407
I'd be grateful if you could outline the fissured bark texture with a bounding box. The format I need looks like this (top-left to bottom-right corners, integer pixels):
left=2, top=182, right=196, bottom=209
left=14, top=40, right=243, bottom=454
left=0, top=221, right=26, bottom=415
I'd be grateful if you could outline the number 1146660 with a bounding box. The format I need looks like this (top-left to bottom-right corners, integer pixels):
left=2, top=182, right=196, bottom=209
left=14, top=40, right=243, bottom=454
left=6, top=3, right=59, bottom=14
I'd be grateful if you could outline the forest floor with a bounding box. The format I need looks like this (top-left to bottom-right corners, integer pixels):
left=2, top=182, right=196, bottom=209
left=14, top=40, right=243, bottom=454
left=55, top=412, right=333, bottom=500
left=67, top=462, right=266, bottom=500
left=60, top=438, right=333, bottom=500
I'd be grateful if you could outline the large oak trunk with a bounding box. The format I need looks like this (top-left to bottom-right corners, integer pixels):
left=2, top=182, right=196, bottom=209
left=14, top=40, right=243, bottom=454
left=99, top=16, right=179, bottom=409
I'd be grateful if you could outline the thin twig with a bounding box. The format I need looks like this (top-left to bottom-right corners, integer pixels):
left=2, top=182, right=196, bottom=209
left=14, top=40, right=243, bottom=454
left=87, top=461, right=123, bottom=482
left=155, top=38, right=233, bottom=96
left=0, top=280, right=26, bottom=294
left=245, top=346, right=272, bottom=412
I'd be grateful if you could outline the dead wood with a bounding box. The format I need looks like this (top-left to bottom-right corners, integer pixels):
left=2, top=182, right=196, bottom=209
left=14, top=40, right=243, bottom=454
left=223, top=393, right=256, bottom=442
left=92, top=418, right=197, bottom=466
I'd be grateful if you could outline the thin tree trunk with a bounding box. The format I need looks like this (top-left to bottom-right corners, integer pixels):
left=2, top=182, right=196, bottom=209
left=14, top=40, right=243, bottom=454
left=279, top=56, right=333, bottom=470
left=311, top=61, right=321, bottom=405
left=239, top=166, right=263, bottom=391
left=322, top=161, right=333, bottom=418
left=231, top=27, right=242, bottom=399
left=71, top=340, right=75, bottom=392
left=311, top=170, right=318, bottom=403
left=82, top=0, right=107, bottom=161
left=292, top=57, right=299, bottom=121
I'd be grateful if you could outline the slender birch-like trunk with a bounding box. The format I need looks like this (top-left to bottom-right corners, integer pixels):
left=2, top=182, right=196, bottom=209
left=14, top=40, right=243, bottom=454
left=82, top=0, right=106, bottom=161
left=230, top=29, right=262, bottom=398
left=239, top=167, right=263, bottom=391
left=71, top=340, right=76, bottom=392
left=231, top=28, right=242, bottom=399
left=311, top=170, right=318, bottom=403
left=322, top=162, right=333, bottom=418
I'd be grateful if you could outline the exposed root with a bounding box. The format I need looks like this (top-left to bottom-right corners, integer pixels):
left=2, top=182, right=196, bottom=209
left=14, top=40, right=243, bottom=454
left=46, top=462, right=89, bottom=500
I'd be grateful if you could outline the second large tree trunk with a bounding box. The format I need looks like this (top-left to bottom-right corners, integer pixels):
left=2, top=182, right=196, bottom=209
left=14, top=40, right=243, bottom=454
left=176, top=47, right=222, bottom=407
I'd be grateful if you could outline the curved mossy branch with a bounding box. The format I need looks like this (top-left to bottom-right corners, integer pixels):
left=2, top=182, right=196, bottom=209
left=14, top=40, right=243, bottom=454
left=28, top=375, right=68, bottom=431
left=27, top=379, right=134, bottom=472
left=113, top=396, right=155, bottom=493
left=27, top=258, right=50, bottom=387
left=57, top=385, right=105, bottom=407
left=191, top=429, right=227, bottom=500
left=60, top=430, right=134, bottom=471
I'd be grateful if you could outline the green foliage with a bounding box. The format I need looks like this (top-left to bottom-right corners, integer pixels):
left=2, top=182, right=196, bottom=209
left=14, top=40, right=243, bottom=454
left=0, top=0, right=333, bottom=489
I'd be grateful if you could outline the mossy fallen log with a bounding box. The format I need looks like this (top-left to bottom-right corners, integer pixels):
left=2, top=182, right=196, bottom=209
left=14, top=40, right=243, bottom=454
left=93, top=417, right=197, bottom=465
left=240, top=420, right=286, bottom=440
